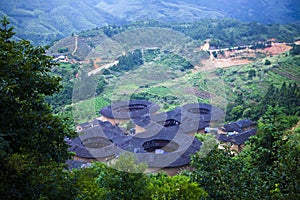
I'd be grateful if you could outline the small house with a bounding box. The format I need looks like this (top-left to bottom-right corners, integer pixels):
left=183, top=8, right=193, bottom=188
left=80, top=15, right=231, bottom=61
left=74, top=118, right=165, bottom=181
left=217, top=128, right=257, bottom=152
left=222, top=119, right=257, bottom=133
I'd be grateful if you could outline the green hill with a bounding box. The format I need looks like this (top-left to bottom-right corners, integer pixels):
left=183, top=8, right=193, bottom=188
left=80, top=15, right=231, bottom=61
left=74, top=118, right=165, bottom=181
left=44, top=19, right=300, bottom=124
left=48, top=19, right=300, bottom=61
left=1, top=0, right=300, bottom=45
left=0, top=0, right=121, bottom=45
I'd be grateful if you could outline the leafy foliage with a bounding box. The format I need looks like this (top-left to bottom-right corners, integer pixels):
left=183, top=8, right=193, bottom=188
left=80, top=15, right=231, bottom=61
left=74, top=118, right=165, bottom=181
left=109, top=49, right=144, bottom=73
left=0, top=17, right=74, bottom=161
left=191, top=106, right=300, bottom=199
left=148, top=173, right=207, bottom=200
left=95, top=153, right=149, bottom=200
left=0, top=17, right=77, bottom=199
left=290, top=44, right=300, bottom=55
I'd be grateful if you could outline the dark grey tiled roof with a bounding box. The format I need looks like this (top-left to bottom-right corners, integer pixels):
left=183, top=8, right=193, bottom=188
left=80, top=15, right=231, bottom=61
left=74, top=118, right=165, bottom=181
left=78, top=122, right=91, bottom=128
left=69, top=102, right=226, bottom=168
left=133, top=109, right=181, bottom=128
left=178, top=103, right=225, bottom=123
left=223, top=123, right=243, bottom=133
left=120, top=127, right=202, bottom=167
left=99, top=100, right=160, bottom=119
left=68, top=123, right=202, bottom=167
left=217, top=128, right=257, bottom=145
left=66, top=160, right=89, bottom=170
left=68, top=123, right=130, bottom=159
left=231, top=128, right=257, bottom=145
left=217, top=134, right=230, bottom=143
left=236, top=119, right=257, bottom=129
left=133, top=105, right=213, bottom=133
left=98, top=120, right=124, bottom=135
left=223, top=119, right=257, bottom=132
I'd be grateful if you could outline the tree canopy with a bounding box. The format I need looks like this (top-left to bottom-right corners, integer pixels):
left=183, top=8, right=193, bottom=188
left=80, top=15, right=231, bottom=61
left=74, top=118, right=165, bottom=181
left=0, top=16, right=77, bottom=199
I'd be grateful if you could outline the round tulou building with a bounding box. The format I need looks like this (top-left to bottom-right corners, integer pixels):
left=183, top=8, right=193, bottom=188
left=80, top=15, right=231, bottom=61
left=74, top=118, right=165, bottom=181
left=68, top=100, right=225, bottom=174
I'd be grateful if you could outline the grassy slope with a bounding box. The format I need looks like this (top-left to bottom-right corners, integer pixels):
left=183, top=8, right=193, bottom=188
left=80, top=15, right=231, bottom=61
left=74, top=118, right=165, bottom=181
left=58, top=53, right=300, bottom=124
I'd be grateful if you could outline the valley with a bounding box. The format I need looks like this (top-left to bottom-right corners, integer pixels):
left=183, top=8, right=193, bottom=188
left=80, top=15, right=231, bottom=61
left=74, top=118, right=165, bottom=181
left=46, top=20, right=300, bottom=127
left=1, top=3, right=300, bottom=197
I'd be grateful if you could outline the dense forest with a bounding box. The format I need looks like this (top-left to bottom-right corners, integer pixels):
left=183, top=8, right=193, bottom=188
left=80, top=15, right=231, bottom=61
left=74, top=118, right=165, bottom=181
left=89, top=18, right=300, bottom=48
left=1, top=15, right=300, bottom=200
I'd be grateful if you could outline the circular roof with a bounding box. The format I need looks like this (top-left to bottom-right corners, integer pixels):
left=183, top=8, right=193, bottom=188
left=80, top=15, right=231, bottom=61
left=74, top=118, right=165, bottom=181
left=133, top=107, right=211, bottom=134
left=68, top=125, right=130, bottom=159
left=99, top=100, right=160, bottom=119
left=120, top=127, right=202, bottom=167
left=178, top=103, right=225, bottom=123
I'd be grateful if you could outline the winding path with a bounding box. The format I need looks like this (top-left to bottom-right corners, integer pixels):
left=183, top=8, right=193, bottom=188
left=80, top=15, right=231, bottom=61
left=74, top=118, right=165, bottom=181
left=72, top=35, right=78, bottom=56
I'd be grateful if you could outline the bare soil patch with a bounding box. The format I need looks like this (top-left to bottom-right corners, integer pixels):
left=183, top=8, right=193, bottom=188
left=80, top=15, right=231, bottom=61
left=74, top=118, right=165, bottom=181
left=261, top=43, right=292, bottom=56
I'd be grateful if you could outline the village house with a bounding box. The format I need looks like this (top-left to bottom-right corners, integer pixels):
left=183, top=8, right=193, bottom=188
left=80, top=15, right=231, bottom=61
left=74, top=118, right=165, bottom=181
left=222, top=119, right=257, bottom=133
left=53, top=55, right=69, bottom=63
left=217, top=128, right=257, bottom=152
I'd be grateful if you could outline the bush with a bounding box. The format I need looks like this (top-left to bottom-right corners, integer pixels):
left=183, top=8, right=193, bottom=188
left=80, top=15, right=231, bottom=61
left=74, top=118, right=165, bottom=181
left=264, top=59, right=271, bottom=65
left=57, top=47, right=69, bottom=53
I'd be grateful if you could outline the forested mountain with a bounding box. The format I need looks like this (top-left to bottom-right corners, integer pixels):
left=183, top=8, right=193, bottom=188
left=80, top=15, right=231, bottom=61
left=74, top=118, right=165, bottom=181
left=97, top=0, right=300, bottom=24
left=1, top=0, right=300, bottom=45
left=0, top=0, right=122, bottom=45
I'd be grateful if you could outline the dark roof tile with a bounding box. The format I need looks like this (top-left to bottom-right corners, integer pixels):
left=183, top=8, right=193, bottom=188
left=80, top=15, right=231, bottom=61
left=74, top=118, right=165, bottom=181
left=223, top=119, right=257, bottom=132
left=217, top=128, right=257, bottom=145
left=120, top=127, right=202, bottom=167
left=100, top=100, right=160, bottom=119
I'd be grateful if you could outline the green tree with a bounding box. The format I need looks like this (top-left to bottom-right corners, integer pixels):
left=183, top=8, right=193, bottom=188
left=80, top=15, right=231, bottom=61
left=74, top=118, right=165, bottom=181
left=0, top=17, right=76, bottom=199
left=148, top=173, right=207, bottom=200
left=245, top=106, right=298, bottom=169
left=71, top=166, right=105, bottom=200
left=96, top=76, right=107, bottom=95
left=264, top=59, right=271, bottom=65
left=95, top=153, right=149, bottom=200
left=240, top=106, right=299, bottom=199
left=248, top=69, right=256, bottom=79
left=229, top=105, right=244, bottom=120
left=290, top=44, right=300, bottom=55
left=0, top=17, right=74, bottom=161
left=190, top=144, right=258, bottom=199
left=271, top=131, right=300, bottom=199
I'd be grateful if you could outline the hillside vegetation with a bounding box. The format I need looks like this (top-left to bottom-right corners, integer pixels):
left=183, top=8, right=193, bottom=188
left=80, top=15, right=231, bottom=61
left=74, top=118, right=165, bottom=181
left=1, top=0, right=300, bottom=45
left=49, top=18, right=300, bottom=61
left=0, top=0, right=121, bottom=45
left=98, top=0, right=300, bottom=24
left=45, top=20, right=300, bottom=125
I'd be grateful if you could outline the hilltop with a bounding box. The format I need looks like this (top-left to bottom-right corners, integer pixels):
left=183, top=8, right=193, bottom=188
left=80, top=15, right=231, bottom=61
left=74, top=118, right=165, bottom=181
left=48, top=19, right=300, bottom=61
